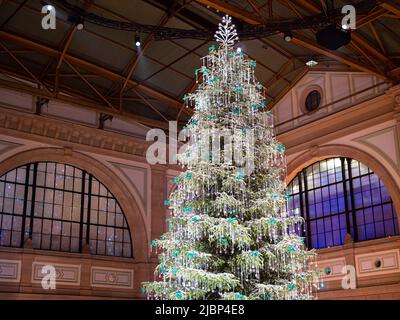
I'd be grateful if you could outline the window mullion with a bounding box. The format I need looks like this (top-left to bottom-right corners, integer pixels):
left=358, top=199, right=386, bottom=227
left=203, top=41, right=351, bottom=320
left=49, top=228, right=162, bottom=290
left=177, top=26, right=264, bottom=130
left=346, top=158, right=359, bottom=242
left=86, top=175, right=92, bottom=247
left=78, top=171, right=86, bottom=253
left=341, top=158, right=352, bottom=238
left=28, top=163, right=38, bottom=240
left=20, top=164, right=30, bottom=248
left=301, top=169, right=312, bottom=248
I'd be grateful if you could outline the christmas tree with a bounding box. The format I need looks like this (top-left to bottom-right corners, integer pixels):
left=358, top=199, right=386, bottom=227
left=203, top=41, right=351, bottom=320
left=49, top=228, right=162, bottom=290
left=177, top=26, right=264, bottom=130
left=142, top=15, right=319, bottom=300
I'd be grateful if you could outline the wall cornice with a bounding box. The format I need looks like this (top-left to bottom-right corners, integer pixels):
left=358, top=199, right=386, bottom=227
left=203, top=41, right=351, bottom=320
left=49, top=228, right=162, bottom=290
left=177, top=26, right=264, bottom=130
left=0, top=107, right=150, bottom=159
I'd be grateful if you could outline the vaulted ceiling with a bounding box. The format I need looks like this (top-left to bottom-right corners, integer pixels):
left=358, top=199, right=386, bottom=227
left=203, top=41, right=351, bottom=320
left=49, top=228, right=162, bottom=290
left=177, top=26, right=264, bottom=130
left=0, top=0, right=399, bottom=129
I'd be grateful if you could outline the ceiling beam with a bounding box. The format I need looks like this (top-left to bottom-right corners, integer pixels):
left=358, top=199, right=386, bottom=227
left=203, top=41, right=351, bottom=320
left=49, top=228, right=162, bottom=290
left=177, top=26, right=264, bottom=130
left=194, top=0, right=261, bottom=24
left=357, top=7, right=387, bottom=28
left=193, top=0, right=393, bottom=83
left=0, top=31, right=183, bottom=112
left=381, top=2, right=400, bottom=17
left=290, top=0, right=397, bottom=70
left=0, top=41, right=54, bottom=96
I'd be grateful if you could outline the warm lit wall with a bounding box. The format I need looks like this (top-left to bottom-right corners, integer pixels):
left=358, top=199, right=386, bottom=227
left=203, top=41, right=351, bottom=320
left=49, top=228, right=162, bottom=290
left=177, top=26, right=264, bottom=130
left=0, top=84, right=180, bottom=299
left=273, top=72, right=400, bottom=300
left=0, top=71, right=400, bottom=300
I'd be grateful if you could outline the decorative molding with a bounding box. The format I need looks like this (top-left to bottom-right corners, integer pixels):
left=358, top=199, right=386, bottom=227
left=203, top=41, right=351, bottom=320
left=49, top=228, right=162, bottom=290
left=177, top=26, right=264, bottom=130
left=0, top=259, right=21, bottom=283
left=31, top=262, right=81, bottom=286
left=0, top=139, right=21, bottom=155
left=91, top=266, right=133, bottom=289
left=316, top=257, right=347, bottom=282
left=353, top=126, right=400, bottom=171
left=355, top=249, right=400, bottom=278
left=0, top=108, right=148, bottom=158
left=110, top=162, right=148, bottom=209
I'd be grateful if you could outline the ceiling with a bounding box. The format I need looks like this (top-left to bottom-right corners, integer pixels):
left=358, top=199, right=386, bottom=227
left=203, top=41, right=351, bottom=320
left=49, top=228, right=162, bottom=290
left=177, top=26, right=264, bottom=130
left=0, top=0, right=399, bottom=130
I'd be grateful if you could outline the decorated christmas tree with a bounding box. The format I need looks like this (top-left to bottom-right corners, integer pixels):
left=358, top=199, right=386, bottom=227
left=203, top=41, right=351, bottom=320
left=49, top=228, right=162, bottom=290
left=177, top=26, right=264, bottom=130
left=143, top=15, right=319, bottom=300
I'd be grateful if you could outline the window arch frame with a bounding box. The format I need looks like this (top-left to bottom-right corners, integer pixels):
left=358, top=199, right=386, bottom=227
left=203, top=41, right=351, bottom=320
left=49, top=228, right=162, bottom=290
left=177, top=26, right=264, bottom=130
left=0, top=161, right=133, bottom=258
left=287, top=157, right=399, bottom=249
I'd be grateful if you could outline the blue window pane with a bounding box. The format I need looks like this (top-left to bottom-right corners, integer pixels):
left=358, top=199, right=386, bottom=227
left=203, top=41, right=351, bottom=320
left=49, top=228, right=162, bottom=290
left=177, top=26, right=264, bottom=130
left=384, top=220, right=395, bottom=235
left=317, top=234, right=326, bottom=248
left=324, top=218, right=332, bottom=232
left=287, top=157, right=399, bottom=249
left=373, top=206, right=383, bottom=222
left=364, top=208, right=374, bottom=224
left=375, top=222, right=385, bottom=238
left=354, top=192, right=363, bottom=209
left=358, top=226, right=366, bottom=241
left=323, top=201, right=331, bottom=215
left=332, top=215, right=340, bottom=231
left=365, top=224, right=375, bottom=239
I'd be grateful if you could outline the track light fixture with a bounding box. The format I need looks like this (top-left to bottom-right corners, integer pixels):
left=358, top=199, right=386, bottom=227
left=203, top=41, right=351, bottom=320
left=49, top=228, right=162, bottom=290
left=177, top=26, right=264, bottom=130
left=283, top=31, right=293, bottom=42
left=135, top=34, right=141, bottom=47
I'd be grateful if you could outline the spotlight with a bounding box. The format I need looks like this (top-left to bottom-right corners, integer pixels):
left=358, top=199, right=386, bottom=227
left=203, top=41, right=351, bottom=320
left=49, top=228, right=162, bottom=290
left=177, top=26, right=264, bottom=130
left=283, top=31, right=293, bottom=42
left=76, top=21, right=84, bottom=31
left=135, top=35, right=141, bottom=47
left=236, top=47, right=242, bottom=53
left=342, top=24, right=349, bottom=31
left=67, top=15, right=84, bottom=30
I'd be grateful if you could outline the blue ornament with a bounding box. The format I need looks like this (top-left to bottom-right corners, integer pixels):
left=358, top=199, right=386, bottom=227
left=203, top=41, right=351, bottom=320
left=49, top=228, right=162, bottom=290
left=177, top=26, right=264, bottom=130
left=151, top=240, right=157, bottom=247
left=185, top=172, right=193, bottom=180
left=288, top=283, right=296, bottom=291
left=287, top=246, right=296, bottom=252
left=268, top=217, right=277, bottom=224
left=233, top=108, right=241, bottom=115
left=235, top=293, right=244, bottom=300
left=186, top=251, right=197, bottom=259
left=227, top=217, right=236, bottom=224
left=250, top=250, right=260, bottom=257
left=183, top=207, right=192, bottom=213
left=141, top=287, right=146, bottom=294
left=276, top=145, right=285, bottom=151
left=175, top=291, right=184, bottom=299
left=164, top=200, right=170, bottom=205
left=173, top=176, right=179, bottom=184
left=208, top=44, right=216, bottom=52
left=172, top=250, right=180, bottom=257
left=236, top=172, right=246, bottom=180
left=173, top=268, right=178, bottom=275
left=160, top=266, right=166, bottom=274
left=191, top=215, right=200, bottom=223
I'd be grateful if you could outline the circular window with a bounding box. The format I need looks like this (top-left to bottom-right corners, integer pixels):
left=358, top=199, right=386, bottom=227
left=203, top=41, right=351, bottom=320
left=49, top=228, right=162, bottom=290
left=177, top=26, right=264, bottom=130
left=305, top=90, right=322, bottom=112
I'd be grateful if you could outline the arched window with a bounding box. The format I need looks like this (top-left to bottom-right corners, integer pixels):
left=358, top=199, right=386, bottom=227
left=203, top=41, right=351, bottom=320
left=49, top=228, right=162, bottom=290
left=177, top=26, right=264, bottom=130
left=287, top=157, right=399, bottom=249
left=0, top=162, right=132, bottom=257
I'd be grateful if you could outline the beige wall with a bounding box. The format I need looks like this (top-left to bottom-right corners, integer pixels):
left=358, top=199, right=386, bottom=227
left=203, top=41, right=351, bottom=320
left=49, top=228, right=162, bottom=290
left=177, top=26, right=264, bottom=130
left=274, top=75, right=400, bottom=300
left=0, top=74, right=399, bottom=299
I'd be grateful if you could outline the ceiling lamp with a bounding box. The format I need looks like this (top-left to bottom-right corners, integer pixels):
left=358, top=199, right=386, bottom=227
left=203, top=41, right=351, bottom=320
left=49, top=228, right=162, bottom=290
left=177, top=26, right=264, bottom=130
left=283, top=31, right=293, bottom=42
left=135, top=34, right=141, bottom=47
left=306, top=59, right=318, bottom=67
left=316, top=24, right=351, bottom=50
